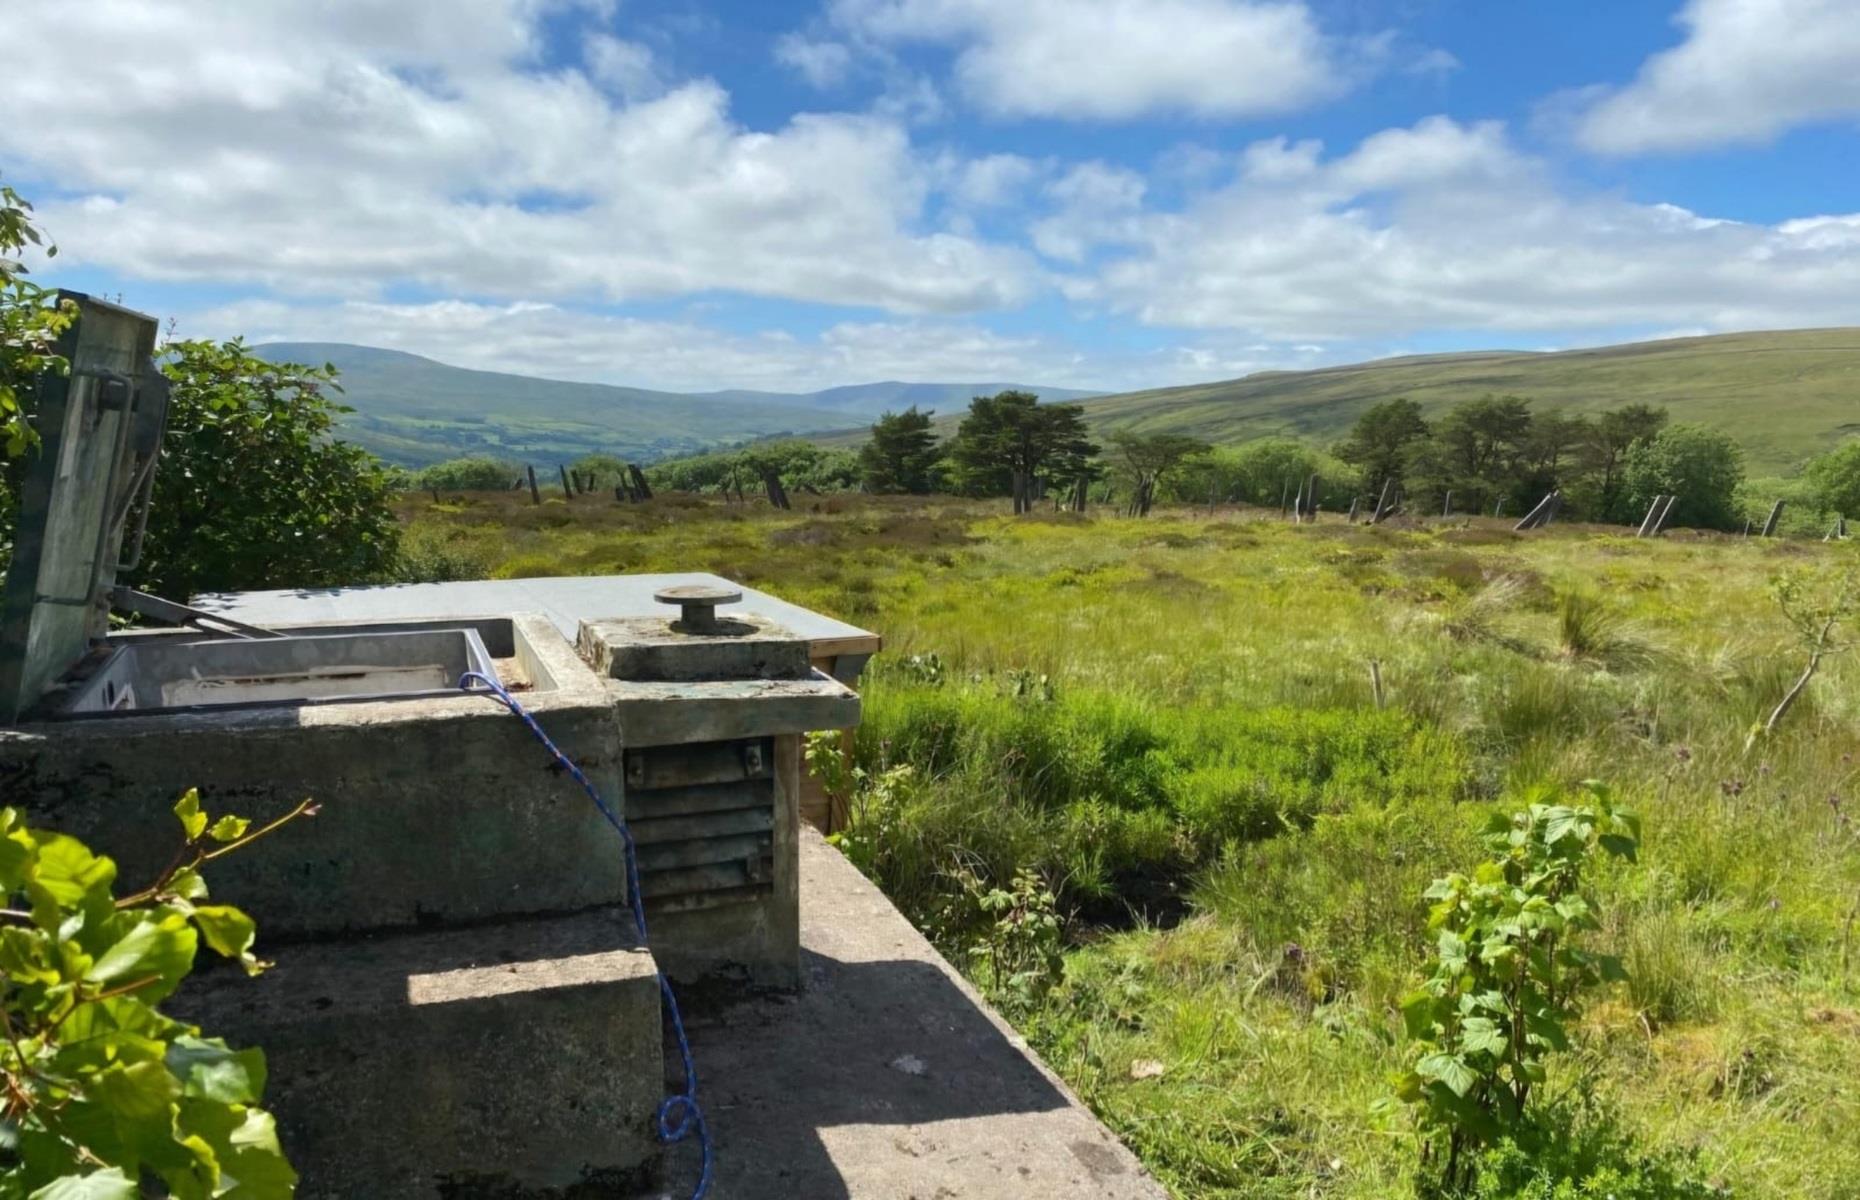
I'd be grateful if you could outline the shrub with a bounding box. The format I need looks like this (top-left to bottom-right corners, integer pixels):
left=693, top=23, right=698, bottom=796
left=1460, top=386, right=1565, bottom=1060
left=136, top=339, right=401, bottom=600
left=0, top=792, right=309, bottom=1195
left=415, top=455, right=519, bottom=492
left=1394, top=780, right=1640, bottom=1193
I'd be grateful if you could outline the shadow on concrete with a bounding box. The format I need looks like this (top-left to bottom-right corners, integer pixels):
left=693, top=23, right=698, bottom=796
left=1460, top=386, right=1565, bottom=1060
left=672, top=949, right=1071, bottom=1199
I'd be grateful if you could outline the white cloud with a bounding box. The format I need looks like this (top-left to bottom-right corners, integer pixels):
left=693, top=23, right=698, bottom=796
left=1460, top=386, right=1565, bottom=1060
left=952, top=154, right=1041, bottom=208
left=832, top=0, right=1360, bottom=120
left=1577, top=0, right=1860, bottom=153
left=1040, top=116, right=1860, bottom=341
left=775, top=34, right=854, bottom=87
left=0, top=0, right=1031, bottom=314
left=584, top=33, right=664, bottom=102
left=184, top=297, right=1139, bottom=391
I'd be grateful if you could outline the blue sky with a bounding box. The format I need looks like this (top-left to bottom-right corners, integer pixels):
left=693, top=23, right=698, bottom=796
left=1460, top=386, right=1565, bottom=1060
left=5, top=0, right=1858, bottom=393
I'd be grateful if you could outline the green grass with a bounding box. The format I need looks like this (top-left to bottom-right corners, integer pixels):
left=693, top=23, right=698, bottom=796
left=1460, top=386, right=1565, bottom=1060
left=403, top=491, right=1860, bottom=1198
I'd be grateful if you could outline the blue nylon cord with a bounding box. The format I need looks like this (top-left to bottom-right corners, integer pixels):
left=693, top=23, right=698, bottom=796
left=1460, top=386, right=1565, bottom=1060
left=458, top=671, right=714, bottom=1200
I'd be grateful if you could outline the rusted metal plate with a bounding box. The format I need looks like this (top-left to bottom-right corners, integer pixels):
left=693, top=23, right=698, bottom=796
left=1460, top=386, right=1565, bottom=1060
left=630, top=805, right=774, bottom=845
left=635, top=832, right=773, bottom=873
left=623, top=738, right=770, bottom=790
left=626, top=780, right=774, bottom=820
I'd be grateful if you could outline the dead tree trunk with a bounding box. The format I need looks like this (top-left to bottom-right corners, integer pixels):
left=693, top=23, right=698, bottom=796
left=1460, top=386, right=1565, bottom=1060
left=526, top=465, right=541, bottom=506
left=629, top=464, right=653, bottom=500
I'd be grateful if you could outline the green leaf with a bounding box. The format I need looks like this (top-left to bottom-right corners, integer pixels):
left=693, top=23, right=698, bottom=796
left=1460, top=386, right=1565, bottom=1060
left=27, top=1168, right=139, bottom=1199
left=90, top=1059, right=182, bottom=1121
left=1540, top=805, right=1583, bottom=845
left=189, top=906, right=258, bottom=971
left=207, top=816, right=250, bottom=844
left=1458, top=1017, right=1509, bottom=1058
left=0, top=812, right=36, bottom=891
left=86, top=913, right=196, bottom=998
left=1399, top=989, right=1440, bottom=1040
left=29, top=834, right=117, bottom=912
left=174, top=790, right=208, bottom=841
left=1416, top=1052, right=1479, bottom=1098
left=167, top=1037, right=266, bottom=1105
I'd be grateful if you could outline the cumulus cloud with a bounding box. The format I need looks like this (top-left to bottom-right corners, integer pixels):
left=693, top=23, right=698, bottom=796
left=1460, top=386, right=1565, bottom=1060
left=0, top=0, right=1031, bottom=314
left=1576, top=0, right=1860, bottom=153
left=1038, top=116, right=1860, bottom=341
left=831, top=0, right=1364, bottom=120
left=183, top=297, right=1140, bottom=391
left=774, top=34, right=854, bottom=87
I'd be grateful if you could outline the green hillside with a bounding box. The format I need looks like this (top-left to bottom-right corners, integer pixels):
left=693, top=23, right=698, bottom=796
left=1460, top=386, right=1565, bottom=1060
left=1074, top=329, right=1860, bottom=473
left=254, top=342, right=1098, bottom=467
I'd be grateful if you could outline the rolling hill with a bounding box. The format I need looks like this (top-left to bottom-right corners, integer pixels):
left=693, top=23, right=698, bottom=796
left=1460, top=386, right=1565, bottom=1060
left=814, top=328, right=1860, bottom=474
left=1072, top=329, right=1860, bottom=474
left=252, top=342, right=1099, bottom=467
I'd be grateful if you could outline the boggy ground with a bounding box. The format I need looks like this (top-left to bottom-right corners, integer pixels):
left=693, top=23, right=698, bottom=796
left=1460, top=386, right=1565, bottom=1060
left=400, top=490, right=1860, bottom=1199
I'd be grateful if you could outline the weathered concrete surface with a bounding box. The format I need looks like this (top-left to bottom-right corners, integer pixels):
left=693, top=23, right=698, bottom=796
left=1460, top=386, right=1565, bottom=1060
left=655, top=829, right=1168, bottom=1200
left=605, top=674, right=859, bottom=748
left=195, top=573, right=880, bottom=660
left=579, top=616, right=812, bottom=683
left=171, top=907, right=663, bottom=1197
left=0, top=615, right=629, bottom=938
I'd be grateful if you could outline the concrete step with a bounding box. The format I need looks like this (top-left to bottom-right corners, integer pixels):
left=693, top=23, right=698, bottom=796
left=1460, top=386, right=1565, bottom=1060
left=172, top=907, right=664, bottom=1198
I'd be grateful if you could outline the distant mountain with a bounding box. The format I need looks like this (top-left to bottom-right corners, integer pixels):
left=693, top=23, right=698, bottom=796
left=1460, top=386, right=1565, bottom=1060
left=816, top=329, right=1860, bottom=474
left=696, top=380, right=1100, bottom=416
left=252, top=342, right=1099, bottom=467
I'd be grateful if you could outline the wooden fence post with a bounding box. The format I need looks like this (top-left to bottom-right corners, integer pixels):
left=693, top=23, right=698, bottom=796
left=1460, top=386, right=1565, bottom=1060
left=1650, top=494, right=1678, bottom=535
left=1442, top=490, right=1453, bottom=518
left=1514, top=490, right=1557, bottom=532
left=1371, top=478, right=1395, bottom=524
left=559, top=465, right=574, bottom=500
left=1636, top=495, right=1665, bottom=538
left=1762, top=500, right=1785, bottom=537
left=629, top=464, right=653, bottom=501
left=526, top=465, right=541, bottom=506
left=1346, top=496, right=1360, bottom=524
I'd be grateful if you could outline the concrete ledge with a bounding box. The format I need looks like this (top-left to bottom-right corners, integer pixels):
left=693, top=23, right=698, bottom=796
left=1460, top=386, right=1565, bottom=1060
left=608, top=673, right=859, bottom=747
left=172, top=908, right=664, bottom=1198
left=666, top=828, right=1166, bottom=1200
left=0, top=614, right=631, bottom=938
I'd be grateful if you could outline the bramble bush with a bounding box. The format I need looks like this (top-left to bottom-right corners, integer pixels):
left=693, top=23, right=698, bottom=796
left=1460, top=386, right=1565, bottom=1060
left=0, top=791, right=310, bottom=1196
left=1393, top=780, right=1640, bottom=1194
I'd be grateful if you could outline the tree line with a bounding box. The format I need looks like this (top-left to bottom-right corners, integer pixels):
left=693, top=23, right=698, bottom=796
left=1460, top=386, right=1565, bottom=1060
left=854, top=388, right=1860, bottom=535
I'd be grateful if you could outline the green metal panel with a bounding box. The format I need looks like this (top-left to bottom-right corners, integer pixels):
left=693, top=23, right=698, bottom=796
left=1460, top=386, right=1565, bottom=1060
left=0, top=293, right=165, bottom=722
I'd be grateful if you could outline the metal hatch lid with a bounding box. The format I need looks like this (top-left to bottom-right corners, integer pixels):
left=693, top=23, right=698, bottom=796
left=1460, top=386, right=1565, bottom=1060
left=0, top=292, right=169, bottom=724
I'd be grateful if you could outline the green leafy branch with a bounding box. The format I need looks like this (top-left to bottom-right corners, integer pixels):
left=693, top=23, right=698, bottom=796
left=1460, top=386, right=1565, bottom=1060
left=1391, top=780, right=1640, bottom=1194
left=0, top=791, right=313, bottom=1198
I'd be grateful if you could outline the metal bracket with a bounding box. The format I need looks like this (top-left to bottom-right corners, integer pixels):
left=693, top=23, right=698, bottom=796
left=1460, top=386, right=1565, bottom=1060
left=109, top=587, right=285, bottom=640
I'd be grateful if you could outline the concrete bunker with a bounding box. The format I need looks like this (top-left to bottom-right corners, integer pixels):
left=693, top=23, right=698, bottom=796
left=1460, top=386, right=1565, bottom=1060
left=0, top=295, right=873, bottom=1195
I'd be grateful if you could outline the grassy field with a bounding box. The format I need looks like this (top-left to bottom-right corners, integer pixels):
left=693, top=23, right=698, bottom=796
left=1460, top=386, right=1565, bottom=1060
left=402, top=491, right=1860, bottom=1198
left=816, top=328, right=1860, bottom=475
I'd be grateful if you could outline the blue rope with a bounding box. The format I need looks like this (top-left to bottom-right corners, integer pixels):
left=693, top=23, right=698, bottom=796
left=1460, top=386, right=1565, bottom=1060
left=458, top=671, right=714, bottom=1200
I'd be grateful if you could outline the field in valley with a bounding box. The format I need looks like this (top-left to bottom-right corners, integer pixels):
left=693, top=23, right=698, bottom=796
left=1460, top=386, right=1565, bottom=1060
left=402, top=491, right=1860, bottom=1198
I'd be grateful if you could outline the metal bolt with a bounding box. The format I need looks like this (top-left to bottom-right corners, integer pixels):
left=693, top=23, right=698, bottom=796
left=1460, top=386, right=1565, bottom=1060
left=654, top=584, right=742, bottom=634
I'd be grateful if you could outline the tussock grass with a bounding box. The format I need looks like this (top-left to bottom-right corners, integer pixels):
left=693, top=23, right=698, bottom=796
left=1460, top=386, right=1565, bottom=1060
left=405, top=492, right=1860, bottom=1198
